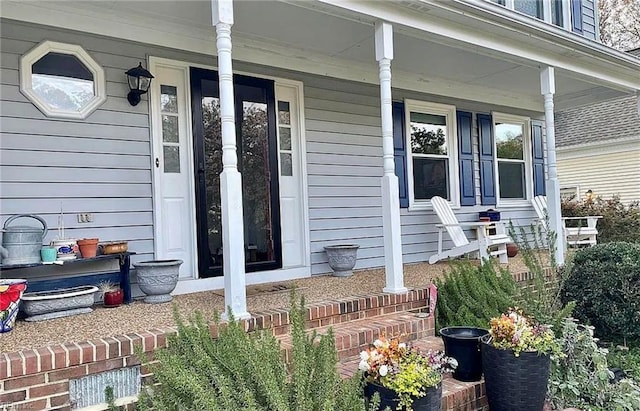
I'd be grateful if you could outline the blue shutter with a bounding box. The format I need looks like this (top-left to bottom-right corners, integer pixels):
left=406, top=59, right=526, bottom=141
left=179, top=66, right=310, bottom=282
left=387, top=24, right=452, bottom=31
left=571, top=0, right=583, bottom=33
left=393, top=102, right=409, bottom=208
left=531, top=121, right=546, bottom=196
left=477, top=114, right=496, bottom=206
left=457, top=111, right=475, bottom=206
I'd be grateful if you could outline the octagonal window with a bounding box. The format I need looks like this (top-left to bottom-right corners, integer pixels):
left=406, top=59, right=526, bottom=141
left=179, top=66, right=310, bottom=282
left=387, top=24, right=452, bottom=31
left=20, top=41, right=106, bottom=119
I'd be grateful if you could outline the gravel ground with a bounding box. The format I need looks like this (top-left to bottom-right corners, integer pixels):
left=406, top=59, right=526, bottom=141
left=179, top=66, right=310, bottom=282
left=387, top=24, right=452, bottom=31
left=0, top=257, right=534, bottom=354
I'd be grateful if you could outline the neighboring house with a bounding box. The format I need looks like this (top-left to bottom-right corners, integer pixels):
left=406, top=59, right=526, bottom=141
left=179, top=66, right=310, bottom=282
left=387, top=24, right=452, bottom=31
left=1, top=0, right=639, bottom=316
left=555, top=47, right=640, bottom=205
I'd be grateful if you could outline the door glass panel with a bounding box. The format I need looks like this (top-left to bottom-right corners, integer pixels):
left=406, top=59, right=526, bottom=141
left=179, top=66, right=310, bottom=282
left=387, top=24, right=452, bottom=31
left=163, top=145, right=180, bottom=173
left=279, top=127, right=291, bottom=150
left=160, top=85, right=178, bottom=113
left=278, top=101, right=290, bottom=124
left=238, top=86, right=275, bottom=266
left=162, top=115, right=179, bottom=143
left=280, top=153, right=293, bottom=176
left=192, top=70, right=281, bottom=277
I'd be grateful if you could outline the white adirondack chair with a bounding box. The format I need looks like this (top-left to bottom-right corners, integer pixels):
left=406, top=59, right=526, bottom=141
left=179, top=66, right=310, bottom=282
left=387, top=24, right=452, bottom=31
left=429, top=196, right=511, bottom=265
left=532, top=195, right=602, bottom=247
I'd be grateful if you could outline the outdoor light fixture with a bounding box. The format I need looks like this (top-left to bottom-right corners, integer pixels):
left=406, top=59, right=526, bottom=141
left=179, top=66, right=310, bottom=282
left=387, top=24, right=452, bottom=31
left=125, top=62, right=154, bottom=106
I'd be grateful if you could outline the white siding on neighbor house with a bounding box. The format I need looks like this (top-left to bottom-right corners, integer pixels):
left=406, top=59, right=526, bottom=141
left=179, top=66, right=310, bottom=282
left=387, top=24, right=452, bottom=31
left=557, top=143, right=640, bottom=204
left=1, top=19, right=545, bottom=281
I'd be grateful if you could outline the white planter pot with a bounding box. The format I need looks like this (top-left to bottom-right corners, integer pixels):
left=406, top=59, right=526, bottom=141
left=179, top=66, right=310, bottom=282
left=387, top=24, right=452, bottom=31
left=324, top=244, right=359, bottom=277
left=134, top=259, right=183, bottom=303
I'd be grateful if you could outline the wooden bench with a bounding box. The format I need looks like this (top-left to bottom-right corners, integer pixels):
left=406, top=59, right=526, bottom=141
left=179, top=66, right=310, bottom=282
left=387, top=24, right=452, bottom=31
left=0, top=252, right=135, bottom=303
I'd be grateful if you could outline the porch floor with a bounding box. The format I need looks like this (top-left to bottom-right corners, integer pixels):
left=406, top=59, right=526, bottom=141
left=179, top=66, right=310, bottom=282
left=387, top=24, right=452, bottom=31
left=1, top=257, right=533, bottom=354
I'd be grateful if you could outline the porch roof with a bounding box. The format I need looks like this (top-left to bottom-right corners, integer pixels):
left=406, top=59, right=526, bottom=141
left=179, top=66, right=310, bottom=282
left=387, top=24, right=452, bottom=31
left=2, top=0, right=639, bottom=112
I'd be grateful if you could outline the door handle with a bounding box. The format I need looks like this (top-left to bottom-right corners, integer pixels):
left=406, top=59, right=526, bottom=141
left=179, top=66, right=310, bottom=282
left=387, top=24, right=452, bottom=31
left=155, top=158, right=160, bottom=168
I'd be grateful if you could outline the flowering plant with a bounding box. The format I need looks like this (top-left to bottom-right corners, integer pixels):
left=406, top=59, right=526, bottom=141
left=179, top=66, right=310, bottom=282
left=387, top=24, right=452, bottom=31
left=359, top=334, right=457, bottom=410
left=488, top=308, right=558, bottom=356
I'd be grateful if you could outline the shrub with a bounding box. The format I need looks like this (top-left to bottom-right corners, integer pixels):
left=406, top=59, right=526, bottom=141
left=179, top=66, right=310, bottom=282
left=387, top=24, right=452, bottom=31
left=608, top=346, right=640, bottom=381
left=548, top=318, right=640, bottom=411
left=435, top=261, right=518, bottom=330
left=561, top=242, right=640, bottom=343
left=561, top=196, right=640, bottom=243
left=136, top=293, right=368, bottom=411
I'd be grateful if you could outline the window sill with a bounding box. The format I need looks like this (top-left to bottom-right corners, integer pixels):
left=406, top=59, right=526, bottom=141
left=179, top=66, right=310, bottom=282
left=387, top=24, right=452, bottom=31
left=496, top=199, right=531, bottom=208
left=408, top=200, right=461, bottom=212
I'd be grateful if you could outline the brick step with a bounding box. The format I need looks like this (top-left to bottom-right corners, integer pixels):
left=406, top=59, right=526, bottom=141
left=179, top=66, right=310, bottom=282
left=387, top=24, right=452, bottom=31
left=242, top=288, right=431, bottom=337
left=277, top=309, right=435, bottom=362
left=338, top=336, right=488, bottom=411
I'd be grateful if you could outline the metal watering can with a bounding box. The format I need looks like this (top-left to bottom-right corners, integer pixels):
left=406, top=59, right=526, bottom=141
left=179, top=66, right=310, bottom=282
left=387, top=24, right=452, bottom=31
left=1, top=214, right=48, bottom=265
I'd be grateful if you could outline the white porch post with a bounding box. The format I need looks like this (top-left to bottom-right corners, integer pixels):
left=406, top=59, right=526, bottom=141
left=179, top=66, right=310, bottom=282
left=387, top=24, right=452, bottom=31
left=540, top=66, right=565, bottom=265
left=375, top=21, right=407, bottom=294
left=212, top=0, right=249, bottom=319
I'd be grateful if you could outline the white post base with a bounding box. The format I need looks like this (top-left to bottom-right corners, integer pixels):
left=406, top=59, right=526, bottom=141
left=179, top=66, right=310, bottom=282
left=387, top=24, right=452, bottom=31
left=221, top=169, right=250, bottom=320
left=381, top=174, right=408, bottom=294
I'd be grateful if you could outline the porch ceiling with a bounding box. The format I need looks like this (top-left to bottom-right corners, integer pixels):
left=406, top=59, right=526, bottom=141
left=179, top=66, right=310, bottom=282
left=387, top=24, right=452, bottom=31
left=2, top=0, right=637, bottom=111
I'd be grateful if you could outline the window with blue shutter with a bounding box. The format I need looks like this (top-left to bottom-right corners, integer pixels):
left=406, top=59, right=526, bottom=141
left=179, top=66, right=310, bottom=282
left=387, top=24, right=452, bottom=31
left=571, top=0, right=583, bottom=33
left=477, top=114, right=496, bottom=205
left=457, top=111, right=475, bottom=206
left=531, top=121, right=546, bottom=196
left=393, top=101, right=409, bottom=208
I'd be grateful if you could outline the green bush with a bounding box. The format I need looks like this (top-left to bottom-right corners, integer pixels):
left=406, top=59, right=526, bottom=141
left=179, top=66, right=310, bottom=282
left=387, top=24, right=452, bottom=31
left=548, top=318, right=640, bottom=411
left=608, top=346, right=640, bottom=381
left=561, top=196, right=640, bottom=243
left=136, top=294, right=369, bottom=411
left=435, top=261, right=518, bottom=330
left=561, top=242, right=640, bottom=343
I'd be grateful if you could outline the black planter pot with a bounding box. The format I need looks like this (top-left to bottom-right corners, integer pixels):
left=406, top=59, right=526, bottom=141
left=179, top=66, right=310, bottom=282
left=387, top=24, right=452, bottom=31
left=364, top=380, right=442, bottom=411
left=440, top=326, right=489, bottom=382
left=480, top=335, right=551, bottom=411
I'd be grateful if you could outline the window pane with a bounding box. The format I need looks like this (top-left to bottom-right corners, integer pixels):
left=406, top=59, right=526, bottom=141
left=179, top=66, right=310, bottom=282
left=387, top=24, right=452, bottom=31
left=552, top=0, right=564, bottom=26
left=279, top=127, right=291, bottom=150
left=514, top=0, right=542, bottom=18
left=162, top=115, right=179, bottom=143
left=160, top=85, right=178, bottom=113
left=163, top=145, right=180, bottom=173
left=32, top=53, right=95, bottom=112
left=498, top=161, right=525, bottom=199
left=410, top=112, right=448, bottom=155
left=280, top=153, right=293, bottom=176
left=278, top=101, right=290, bottom=125
left=413, top=158, right=449, bottom=200
left=496, top=123, right=524, bottom=160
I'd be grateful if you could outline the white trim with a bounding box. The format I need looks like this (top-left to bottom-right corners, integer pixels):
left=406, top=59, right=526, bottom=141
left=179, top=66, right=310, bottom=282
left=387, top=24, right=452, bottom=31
left=492, top=112, right=533, bottom=207
left=19, top=41, right=106, bottom=119
left=173, top=266, right=311, bottom=295
left=404, top=99, right=460, bottom=211
left=147, top=57, right=199, bottom=279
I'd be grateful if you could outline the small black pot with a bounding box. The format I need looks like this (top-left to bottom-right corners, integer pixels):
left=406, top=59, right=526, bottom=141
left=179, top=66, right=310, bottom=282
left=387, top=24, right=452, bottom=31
left=364, top=380, right=442, bottom=411
left=440, top=326, right=489, bottom=382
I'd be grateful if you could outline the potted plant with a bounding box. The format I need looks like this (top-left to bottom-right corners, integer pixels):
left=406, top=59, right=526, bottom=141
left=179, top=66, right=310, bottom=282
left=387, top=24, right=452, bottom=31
left=324, top=244, right=359, bottom=277
left=359, top=334, right=457, bottom=411
left=481, top=308, right=559, bottom=411
left=98, top=281, right=123, bottom=308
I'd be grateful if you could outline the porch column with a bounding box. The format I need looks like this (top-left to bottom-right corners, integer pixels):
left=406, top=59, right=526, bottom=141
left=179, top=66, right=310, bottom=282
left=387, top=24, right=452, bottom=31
left=212, top=0, right=249, bottom=319
left=540, top=67, right=565, bottom=265
left=375, top=21, right=407, bottom=294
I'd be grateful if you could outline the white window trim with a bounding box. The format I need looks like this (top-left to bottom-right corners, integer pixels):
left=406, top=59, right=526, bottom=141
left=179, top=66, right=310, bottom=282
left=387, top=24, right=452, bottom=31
left=405, top=99, right=460, bottom=210
left=493, top=112, right=533, bottom=207
left=500, top=0, right=573, bottom=31
left=20, top=41, right=106, bottom=119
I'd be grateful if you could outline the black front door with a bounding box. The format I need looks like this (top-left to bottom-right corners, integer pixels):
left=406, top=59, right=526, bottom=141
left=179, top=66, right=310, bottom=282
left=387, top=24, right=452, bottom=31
left=190, top=67, right=282, bottom=278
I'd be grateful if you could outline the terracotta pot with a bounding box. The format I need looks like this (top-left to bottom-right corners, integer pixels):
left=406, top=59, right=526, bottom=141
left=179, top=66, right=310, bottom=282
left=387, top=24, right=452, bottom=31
left=77, top=238, right=99, bottom=258
left=103, top=289, right=123, bottom=307
left=506, top=243, right=518, bottom=258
